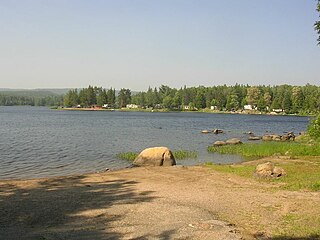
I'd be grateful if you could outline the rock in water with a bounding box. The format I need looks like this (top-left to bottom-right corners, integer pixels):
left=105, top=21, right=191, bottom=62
left=226, top=138, right=242, bottom=145
left=201, top=130, right=210, bottom=134
left=133, top=147, right=176, bottom=167
left=213, top=141, right=227, bottom=146
left=248, top=136, right=261, bottom=141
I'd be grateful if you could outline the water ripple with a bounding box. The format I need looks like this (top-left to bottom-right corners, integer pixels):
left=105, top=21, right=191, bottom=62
left=0, top=106, right=309, bottom=179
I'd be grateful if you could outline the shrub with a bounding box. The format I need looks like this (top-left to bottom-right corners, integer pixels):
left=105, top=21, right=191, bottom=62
left=308, top=114, right=320, bottom=140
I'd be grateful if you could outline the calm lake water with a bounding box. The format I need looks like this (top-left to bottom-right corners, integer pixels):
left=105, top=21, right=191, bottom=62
left=0, top=106, right=310, bottom=179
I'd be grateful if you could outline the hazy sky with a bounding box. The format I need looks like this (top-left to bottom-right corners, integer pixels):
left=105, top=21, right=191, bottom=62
left=0, top=0, right=319, bottom=90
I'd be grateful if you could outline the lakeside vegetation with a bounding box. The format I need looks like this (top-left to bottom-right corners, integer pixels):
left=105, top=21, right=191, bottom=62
left=63, top=84, right=320, bottom=115
left=2, top=84, right=320, bottom=116
left=116, top=150, right=198, bottom=161
left=208, top=141, right=320, bottom=159
left=206, top=116, right=320, bottom=192
left=206, top=156, right=320, bottom=192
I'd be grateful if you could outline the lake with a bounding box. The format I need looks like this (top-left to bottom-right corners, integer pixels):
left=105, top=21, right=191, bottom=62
left=0, top=106, right=310, bottom=179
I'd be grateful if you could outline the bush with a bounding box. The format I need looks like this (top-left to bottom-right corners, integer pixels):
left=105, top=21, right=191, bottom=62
left=308, top=114, right=320, bottom=140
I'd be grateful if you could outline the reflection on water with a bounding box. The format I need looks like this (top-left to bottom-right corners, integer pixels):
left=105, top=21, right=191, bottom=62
left=0, top=106, right=309, bottom=179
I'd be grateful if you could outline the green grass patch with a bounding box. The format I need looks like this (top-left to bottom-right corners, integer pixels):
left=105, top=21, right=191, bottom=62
left=116, top=150, right=198, bottom=161
left=173, top=150, right=198, bottom=160
left=206, top=157, right=320, bottom=191
left=273, top=213, right=320, bottom=238
left=205, top=163, right=256, bottom=178
left=208, top=141, right=320, bottom=158
left=116, top=152, right=138, bottom=161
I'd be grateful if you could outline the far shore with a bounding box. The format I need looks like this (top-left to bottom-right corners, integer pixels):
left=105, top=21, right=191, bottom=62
left=58, top=106, right=314, bottom=117
left=1, top=158, right=319, bottom=239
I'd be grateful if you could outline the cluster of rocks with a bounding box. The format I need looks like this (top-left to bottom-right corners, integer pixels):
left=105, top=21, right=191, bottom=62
left=202, top=129, right=224, bottom=134
left=262, top=132, right=295, bottom=141
left=244, top=131, right=296, bottom=142
left=254, top=162, right=286, bottom=178
left=213, top=138, right=242, bottom=146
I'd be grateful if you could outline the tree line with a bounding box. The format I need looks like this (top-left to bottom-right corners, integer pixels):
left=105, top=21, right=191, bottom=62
left=0, top=94, right=63, bottom=106
left=64, top=84, right=320, bottom=114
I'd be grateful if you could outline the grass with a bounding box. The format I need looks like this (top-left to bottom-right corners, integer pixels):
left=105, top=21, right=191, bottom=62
left=173, top=150, right=198, bottom=160
left=116, top=152, right=138, bottom=161
left=205, top=156, right=320, bottom=191
left=273, top=213, right=320, bottom=238
left=208, top=141, right=320, bottom=159
left=116, top=150, right=198, bottom=161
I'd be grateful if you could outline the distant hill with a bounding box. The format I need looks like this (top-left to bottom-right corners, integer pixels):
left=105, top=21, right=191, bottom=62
left=0, top=88, right=138, bottom=96
left=0, top=88, right=70, bottom=96
left=34, top=89, right=71, bottom=95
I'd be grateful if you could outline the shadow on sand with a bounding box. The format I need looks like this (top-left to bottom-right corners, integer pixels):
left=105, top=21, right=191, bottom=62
left=0, top=175, right=175, bottom=239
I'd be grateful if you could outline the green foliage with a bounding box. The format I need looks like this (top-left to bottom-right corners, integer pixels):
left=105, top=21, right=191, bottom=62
left=173, top=150, right=198, bottom=160
left=308, top=114, right=320, bottom=140
left=118, top=88, right=131, bottom=108
left=206, top=156, right=320, bottom=192
left=208, top=142, right=320, bottom=158
left=0, top=90, right=63, bottom=106
left=59, top=84, right=320, bottom=113
left=315, top=0, right=320, bottom=44
left=116, top=152, right=138, bottom=161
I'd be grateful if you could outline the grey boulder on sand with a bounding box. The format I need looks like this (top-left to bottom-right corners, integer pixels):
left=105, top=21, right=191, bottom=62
left=133, top=147, right=176, bottom=167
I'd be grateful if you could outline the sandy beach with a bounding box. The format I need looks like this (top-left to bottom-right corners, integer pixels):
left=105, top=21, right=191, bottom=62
left=1, top=162, right=320, bottom=240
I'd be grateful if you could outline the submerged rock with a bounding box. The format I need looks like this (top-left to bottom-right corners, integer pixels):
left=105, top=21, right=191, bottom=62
left=212, top=129, right=224, bottom=134
left=133, top=147, right=176, bottom=167
left=201, top=130, right=210, bottom=134
left=225, top=138, right=242, bottom=145
left=213, top=141, right=227, bottom=147
left=248, top=136, right=261, bottom=141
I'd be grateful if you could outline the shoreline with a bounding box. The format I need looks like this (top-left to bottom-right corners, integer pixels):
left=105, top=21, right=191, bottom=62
left=59, top=107, right=315, bottom=117
left=1, top=163, right=319, bottom=239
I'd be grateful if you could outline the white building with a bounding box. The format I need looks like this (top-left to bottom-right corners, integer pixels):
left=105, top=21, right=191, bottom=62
left=126, top=104, right=139, bottom=109
left=244, top=105, right=253, bottom=110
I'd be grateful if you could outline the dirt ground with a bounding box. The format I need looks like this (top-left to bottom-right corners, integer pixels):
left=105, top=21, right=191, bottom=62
left=0, top=164, right=319, bottom=240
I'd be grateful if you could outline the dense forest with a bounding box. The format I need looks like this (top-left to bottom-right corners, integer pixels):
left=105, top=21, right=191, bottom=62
left=63, top=84, right=320, bottom=114
left=0, top=90, right=64, bottom=106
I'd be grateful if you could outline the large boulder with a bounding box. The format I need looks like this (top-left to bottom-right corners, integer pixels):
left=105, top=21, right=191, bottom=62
left=254, top=162, right=286, bottom=178
left=133, top=147, right=176, bottom=167
left=226, top=138, right=242, bottom=145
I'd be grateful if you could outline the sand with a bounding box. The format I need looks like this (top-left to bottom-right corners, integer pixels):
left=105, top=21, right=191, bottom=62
left=0, top=164, right=319, bottom=240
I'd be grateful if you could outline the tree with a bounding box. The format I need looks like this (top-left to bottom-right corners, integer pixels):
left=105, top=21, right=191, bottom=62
left=145, top=87, right=154, bottom=107
left=308, top=114, right=320, bottom=140
left=117, top=88, right=131, bottom=108
left=246, top=87, right=260, bottom=106
left=96, top=89, right=108, bottom=107
left=263, top=92, right=272, bottom=108
left=226, top=94, right=239, bottom=111
left=315, top=1, right=320, bottom=44
left=106, top=88, right=116, bottom=105
left=64, top=89, right=79, bottom=107
left=282, top=89, right=292, bottom=113
left=291, top=87, right=304, bottom=113
left=162, top=96, right=173, bottom=109
left=194, top=91, right=206, bottom=109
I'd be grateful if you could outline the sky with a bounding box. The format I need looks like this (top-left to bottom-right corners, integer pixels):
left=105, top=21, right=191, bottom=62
left=0, top=0, right=319, bottom=91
